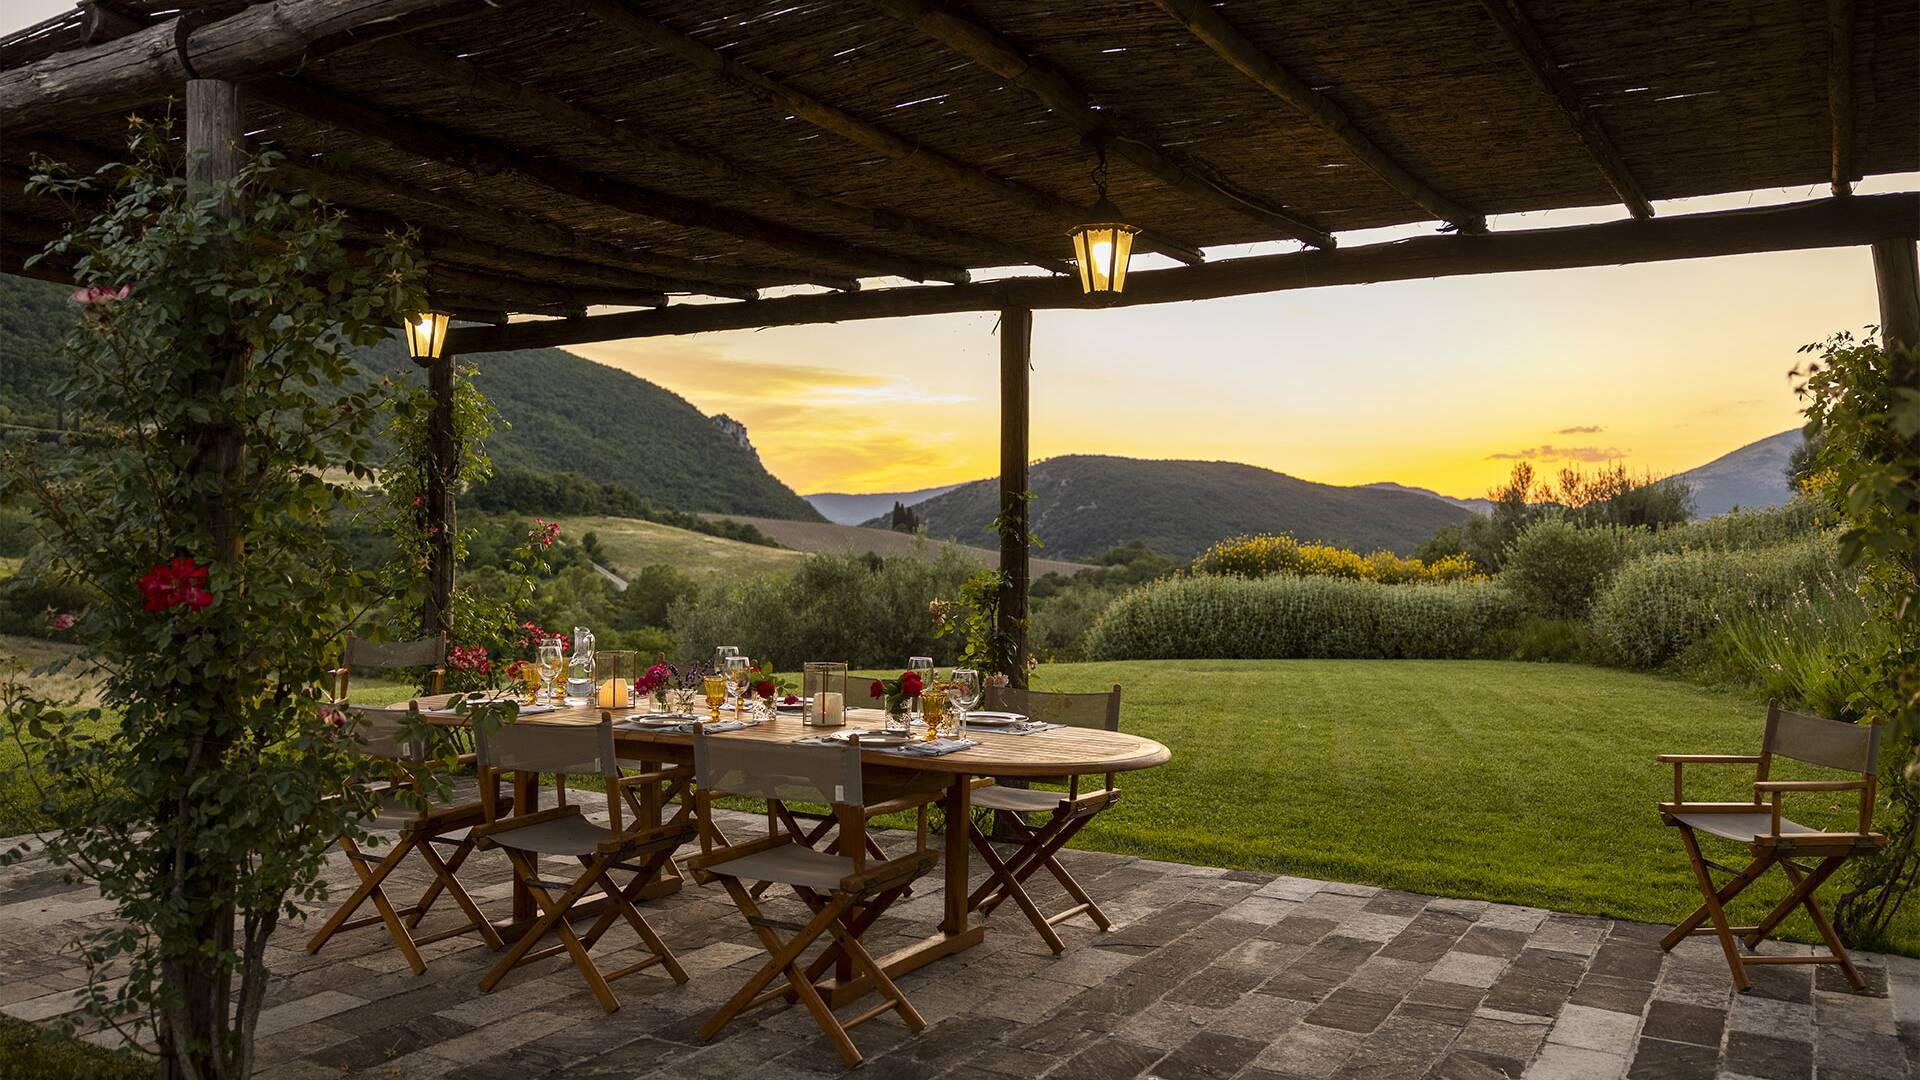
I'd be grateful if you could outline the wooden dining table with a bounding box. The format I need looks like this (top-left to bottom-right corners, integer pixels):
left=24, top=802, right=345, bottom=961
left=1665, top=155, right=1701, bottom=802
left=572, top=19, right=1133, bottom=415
left=415, top=694, right=1170, bottom=1003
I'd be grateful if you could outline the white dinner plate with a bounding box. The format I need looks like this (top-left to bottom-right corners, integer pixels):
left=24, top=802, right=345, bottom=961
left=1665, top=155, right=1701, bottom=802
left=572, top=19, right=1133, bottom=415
left=959, top=711, right=1028, bottom=728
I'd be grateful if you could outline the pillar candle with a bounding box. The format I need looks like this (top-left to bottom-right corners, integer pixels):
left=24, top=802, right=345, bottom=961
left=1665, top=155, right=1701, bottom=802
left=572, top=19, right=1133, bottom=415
left=814, top=690, right=845, bottom=727
left=597, top=678, right=630, bottom=708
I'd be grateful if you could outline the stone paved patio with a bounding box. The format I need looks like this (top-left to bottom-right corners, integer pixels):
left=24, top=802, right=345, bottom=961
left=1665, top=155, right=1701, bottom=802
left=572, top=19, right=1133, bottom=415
left=1, top=796, right=1913, bottom=1079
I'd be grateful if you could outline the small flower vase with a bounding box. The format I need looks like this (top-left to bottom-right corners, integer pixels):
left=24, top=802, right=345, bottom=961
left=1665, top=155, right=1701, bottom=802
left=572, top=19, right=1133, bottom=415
left=885, top=697, right=911, bottom=733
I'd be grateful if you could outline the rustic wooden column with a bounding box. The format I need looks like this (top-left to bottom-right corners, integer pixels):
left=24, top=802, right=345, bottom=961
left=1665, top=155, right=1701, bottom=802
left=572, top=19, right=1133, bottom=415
left=998, top=307, right=1032, bottom=689
left=1871, top=239, right=1920, bottom=355
left=421, top=349, right=457, bottom=639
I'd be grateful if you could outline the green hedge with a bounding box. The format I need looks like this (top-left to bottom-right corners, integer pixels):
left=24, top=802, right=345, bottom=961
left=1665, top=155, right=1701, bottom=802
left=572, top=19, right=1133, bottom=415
left=1591, top=535, right=1844, bottom=668
left=1085, top=575, right=1521, bottom=661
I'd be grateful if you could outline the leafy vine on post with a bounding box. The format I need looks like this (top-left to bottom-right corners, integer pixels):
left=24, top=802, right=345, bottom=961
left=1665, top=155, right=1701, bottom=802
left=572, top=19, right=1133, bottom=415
left=930, top=491, right=1041, bottom=686
left=1794, top=330, right=1920, bottom=949
left=0, top=124, right=455, bottom=1080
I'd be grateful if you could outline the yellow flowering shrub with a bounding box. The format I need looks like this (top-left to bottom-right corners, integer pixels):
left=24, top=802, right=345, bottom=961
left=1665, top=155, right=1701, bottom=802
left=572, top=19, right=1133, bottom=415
left=1191, top=533, right=1483, bottom=584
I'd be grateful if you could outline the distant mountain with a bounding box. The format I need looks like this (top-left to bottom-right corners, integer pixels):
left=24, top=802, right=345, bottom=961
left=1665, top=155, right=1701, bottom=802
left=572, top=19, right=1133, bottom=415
left=1362, top=482, right=1492, bottom=516
left=1672, top=429, right=1801, bottom=517
left=881, top=455, right=1474, bottom=561
left=0, top=274, right=821, bottom=521
left=805, top=484, right=962, bottom=525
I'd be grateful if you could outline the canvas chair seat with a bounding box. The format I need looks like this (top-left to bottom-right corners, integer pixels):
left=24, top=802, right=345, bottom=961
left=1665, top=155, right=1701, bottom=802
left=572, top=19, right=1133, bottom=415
left=972, top=784, right=1073, bottom=814
left=359, top=793, right=493, bottom=833
left=1671, top=811, right=1818, bottom=844
left=705, top=842, right=858, bottom=892
left=485, top=811, right=622, bottom=857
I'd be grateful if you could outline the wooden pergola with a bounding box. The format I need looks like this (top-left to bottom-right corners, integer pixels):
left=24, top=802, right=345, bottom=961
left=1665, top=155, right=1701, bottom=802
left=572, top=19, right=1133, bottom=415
left=4, top=0, right=1917, bottom=674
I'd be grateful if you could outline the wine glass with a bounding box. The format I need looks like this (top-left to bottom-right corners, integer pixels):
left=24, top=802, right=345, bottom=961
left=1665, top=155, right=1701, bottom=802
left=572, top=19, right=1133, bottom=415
left=948, top=668, right=980, bottom=733
left=906, top=656, right=934, bottom=726
left=724, top=655, right=753, bottom=718
left=713, top=645, right=739, bottom=674
left=536, top=637, right=564, bottom=705
left=701, top=676, right=728, bottom=723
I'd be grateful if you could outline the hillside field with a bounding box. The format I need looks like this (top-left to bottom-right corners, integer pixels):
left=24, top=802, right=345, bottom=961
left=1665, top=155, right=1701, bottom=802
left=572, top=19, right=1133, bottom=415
left=701, top=514, right=1090, bottom=576
left=558, top=515, right=805, bottom=580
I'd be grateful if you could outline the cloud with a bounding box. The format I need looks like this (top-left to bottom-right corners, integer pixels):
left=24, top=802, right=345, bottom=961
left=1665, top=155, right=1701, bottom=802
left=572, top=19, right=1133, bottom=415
left=1556, top=425, right=1604, bottom=434
left=572, top=341, right=976, bottom=410
left=1489, top=445, right=1626, bottom=463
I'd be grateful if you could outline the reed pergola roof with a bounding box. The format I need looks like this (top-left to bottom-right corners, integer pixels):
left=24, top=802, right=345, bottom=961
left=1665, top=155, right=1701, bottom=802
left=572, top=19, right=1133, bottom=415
left=2, top=0, right=1916, bottom=346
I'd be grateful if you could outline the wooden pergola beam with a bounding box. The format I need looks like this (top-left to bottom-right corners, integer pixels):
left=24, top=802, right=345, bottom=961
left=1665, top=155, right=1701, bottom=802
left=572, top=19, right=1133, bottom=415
left=1152, top=0, right=1484, bottom=234
left=445, top=193, right=1918, bottom=353
left=247, top=76, right=973, bottom=286
left=1477, top=0, right=1654, bottom=218
left=1829, top=0, right=1856, bottom=196
left=583, top=0, right=1206, bottom=266
left=372, top=38, right=1069, bottom=276
left=866, top=0, right=1336, bottom=249
left=0, top=0, right=507, bottom=135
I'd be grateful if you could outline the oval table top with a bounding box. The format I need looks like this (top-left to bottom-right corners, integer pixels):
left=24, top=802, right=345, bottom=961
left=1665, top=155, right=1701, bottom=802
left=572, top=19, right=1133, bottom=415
left=409, top=695, right=1170, bottom=778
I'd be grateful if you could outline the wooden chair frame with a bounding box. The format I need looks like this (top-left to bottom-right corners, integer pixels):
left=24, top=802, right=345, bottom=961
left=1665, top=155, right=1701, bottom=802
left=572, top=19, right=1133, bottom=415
left=966, top=683, right=1123, bottom=953
left=471, top=717, right=696, bottom=1013
left=332, top=632, right=447, bottom=702
left=306, top=707, right=503, bottom=975
left=1658, top=700, right=1885, bottom=992
left=685, top=739, right=941, bottom=1068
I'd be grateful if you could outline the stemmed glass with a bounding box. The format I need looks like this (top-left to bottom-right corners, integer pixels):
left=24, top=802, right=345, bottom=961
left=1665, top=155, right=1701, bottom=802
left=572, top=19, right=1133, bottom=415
left=724, top=655, right=753, bottom=719
left=947, top=668, right=980, bottom=734
left=536, top=636, right=564, bottom=706
left=701, top=675, right=728, bottom=724
left=906, top=656, right=934, bottom=726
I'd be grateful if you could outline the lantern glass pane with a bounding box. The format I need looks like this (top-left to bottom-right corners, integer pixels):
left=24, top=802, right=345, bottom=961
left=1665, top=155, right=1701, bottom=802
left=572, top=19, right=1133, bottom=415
left=405, top=311, right=449, bottom=360
left=1109, top=228, right=1137, bottom=293
left=1071, top=229, right=1095, bottom=293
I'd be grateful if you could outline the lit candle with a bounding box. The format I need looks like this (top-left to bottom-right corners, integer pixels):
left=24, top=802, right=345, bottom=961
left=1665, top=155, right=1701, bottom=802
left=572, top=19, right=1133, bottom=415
left=814, top=690, right=844, bottom=727
left=597, top=679, right=630, bottom=708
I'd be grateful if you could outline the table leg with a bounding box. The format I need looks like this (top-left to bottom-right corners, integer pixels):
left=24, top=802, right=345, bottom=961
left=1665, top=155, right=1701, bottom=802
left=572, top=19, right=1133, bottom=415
left=943, top=772, right=972, bottom=934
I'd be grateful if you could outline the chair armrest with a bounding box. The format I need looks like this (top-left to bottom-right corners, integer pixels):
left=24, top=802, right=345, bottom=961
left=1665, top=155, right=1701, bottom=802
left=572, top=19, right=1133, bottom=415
left=469, top=804, right=578, bottom=841
left=613, top=764, right=694, bottom=789
left=840, top=850, right=938, bottom=895
left=1753, top=780, right=1867, bottom=792
left=681, top=833, right=791, bottom=872
left=1658, top=754, right=1763, bottom=764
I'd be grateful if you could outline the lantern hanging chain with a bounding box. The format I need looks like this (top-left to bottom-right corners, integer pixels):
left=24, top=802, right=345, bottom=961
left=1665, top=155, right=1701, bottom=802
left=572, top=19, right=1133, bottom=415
left=1089, top=141, right=1111, bottom=206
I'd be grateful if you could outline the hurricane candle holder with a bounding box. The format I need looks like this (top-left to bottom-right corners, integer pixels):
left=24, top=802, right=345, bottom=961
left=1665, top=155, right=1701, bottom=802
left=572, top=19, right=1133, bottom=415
left=803, top=662, right=848, bottom=727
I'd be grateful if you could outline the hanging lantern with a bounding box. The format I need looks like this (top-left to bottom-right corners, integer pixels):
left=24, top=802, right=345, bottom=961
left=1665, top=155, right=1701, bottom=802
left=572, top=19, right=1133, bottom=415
left=1069, top=144, right=1140, bottom=304
left=402, top=311, right=450, bottom=364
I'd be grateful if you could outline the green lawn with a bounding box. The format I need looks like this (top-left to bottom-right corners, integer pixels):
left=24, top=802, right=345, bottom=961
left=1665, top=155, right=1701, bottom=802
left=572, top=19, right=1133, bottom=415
left=1035, top=659, right=1918, bottom=956
left=557, top=515, right=804, bottom=581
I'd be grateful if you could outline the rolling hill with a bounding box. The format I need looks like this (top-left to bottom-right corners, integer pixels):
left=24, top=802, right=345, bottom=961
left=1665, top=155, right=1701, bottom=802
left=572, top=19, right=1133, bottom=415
left=1670, top=429, right=1800, bottom=517
left=0, top=274, right=819, bottom=520
left=884, top=455, right=1474, bottom=561
left=701, top=513, right=1089, bottom=576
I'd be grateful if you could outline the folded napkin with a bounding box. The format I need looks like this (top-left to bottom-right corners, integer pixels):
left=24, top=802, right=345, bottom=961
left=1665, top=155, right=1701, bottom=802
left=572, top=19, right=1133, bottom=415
left=425, top=702, right=557, bottom=717
left=876, top=737, right=979, bottom=757
left=614, top=717, right=757, bottom=735
left=978, top=721, right=1063, bottom=737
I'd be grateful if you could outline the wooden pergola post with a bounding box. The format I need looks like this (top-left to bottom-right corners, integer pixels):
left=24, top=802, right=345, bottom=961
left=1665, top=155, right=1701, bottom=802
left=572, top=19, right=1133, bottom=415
left=421, top=349, right=457, bottom=640
left=1871, top=239, right=1920, bottom=355
left=998, top=306, right=1032, bottom=689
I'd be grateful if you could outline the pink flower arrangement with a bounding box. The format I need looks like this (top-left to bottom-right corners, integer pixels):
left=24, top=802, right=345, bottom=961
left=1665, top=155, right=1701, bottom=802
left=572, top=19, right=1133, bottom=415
left=636, top=663, right=672, bottom=696
left=48, top=612, right=77, bottom=632
left=139, top=557, right=212, bottom=613
left=70, top=283, right=130, bottom=306
left=449, top=644, right=491, bottom=675
left=320, top=705, right=348, bottom=731
left=529, top=518, right=561, bottom=548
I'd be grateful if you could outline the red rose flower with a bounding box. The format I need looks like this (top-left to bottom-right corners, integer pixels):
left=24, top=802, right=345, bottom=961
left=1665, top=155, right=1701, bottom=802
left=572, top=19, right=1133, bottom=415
left=139, top=557, right=211, bottom=613
left=899, top=671, right=924, bottom=697
left=783, top=694, right=799, bottom=705
left=755, top=680, right=776, bottom=699
left=869, top=680, right=886, bottom=698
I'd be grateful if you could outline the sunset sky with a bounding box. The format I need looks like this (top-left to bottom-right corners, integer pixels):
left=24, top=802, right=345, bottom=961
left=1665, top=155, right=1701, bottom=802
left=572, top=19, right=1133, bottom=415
left=573, top=177, right=1910, bottom=497
left=4, top=3, right=1909, bottom=500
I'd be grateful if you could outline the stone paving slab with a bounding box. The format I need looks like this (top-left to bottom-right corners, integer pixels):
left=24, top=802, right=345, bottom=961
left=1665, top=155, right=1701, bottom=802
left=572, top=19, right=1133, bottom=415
left=0, top=795, right=1911, bottom=1079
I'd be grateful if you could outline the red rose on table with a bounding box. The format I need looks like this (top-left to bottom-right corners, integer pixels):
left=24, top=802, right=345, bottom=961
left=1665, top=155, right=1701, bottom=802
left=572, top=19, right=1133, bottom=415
left=783, top=694, right=799, bottom=705
left=899, top=671, right=924, bottom=696
left=870, top=680, right=886, bottom=698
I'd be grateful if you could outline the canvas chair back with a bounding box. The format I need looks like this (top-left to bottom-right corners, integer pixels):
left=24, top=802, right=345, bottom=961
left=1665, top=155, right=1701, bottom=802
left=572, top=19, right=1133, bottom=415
left=984, top=684, right=1122, bottom=731
left=344, top=634, right=447, bottom=673
left=475, top=719, right=619, bottom=779
left=1763, top=704, right=1880, bottom=777
left=346, top=704, right=423, bottom=761
left=694, top=729, right=862, bottom=808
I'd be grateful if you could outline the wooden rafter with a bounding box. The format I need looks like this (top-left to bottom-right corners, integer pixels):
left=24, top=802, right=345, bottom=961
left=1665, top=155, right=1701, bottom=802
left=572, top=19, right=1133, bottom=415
left=247, top=76, right=972, bottom=285
left=372, top=38, right=1069, bottom=275
left=1477, top=0, right=1654, bottom=218
left=1151, top=0, right=1484, bottom=234
left=0, top=0, right=514, bottom=135
left=865, top=0, right=1337, bottom=249
left=581, top=0, right=1205, bottom=266
left=445, top=194, right=1918, bottom=352
left=427, top=262, right=665, bottom=312
left=1829, top=0, right=1855, bottom=196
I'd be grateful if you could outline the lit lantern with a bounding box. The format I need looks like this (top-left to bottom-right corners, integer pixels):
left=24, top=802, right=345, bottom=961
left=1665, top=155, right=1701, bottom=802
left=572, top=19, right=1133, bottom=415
left=402, top=311, right=450, bottom=364
left=1068, top=143, right=1139, bottom=304
left=1069, top=207, right=1140, bottom=303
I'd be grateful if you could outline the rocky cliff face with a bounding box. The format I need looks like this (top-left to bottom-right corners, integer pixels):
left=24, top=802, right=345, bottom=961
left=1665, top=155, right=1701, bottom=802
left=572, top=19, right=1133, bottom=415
left=710, top=413, right=756, bottom=457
